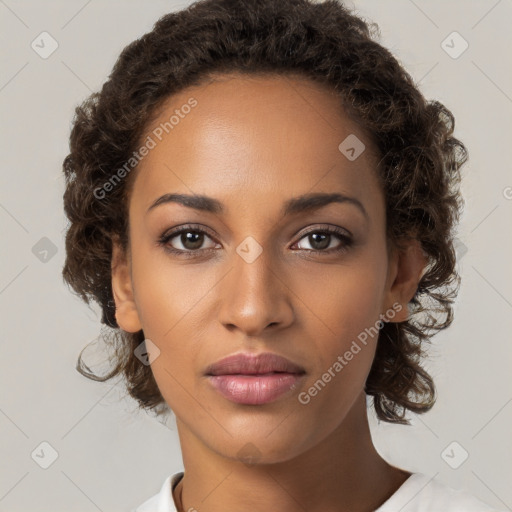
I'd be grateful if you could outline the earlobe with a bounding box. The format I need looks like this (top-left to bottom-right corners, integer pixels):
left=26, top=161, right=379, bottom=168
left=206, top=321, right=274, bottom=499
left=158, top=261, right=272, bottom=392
left=111, top=240, right=142, bottom=333
left=383, top=239, right=427, bottom=323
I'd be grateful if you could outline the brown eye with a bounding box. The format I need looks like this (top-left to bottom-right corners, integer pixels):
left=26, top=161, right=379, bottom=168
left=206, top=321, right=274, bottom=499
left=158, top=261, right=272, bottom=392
left=177, top=231, right=207, bottom=250
left=303, top=232, right=331, bottom=251
left=158, top=225, right=220, bottom=256
left=293, top=226, right=353, bottom=254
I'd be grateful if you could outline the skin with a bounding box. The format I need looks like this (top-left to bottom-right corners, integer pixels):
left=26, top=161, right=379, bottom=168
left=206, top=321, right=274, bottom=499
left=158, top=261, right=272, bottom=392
left=111, top=73, right=427, bottom=512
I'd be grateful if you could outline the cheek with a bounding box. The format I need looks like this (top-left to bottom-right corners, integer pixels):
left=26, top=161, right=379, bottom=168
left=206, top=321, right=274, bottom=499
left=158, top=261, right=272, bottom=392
left=291, top=265, right=387, bottom=431
left=130, top=241, right=215, bottom=339
left=290, top=253, right=387, bottom=398
left=129, top=245, right=219, bottom=408
left=293, top=254, right=387, bottom=347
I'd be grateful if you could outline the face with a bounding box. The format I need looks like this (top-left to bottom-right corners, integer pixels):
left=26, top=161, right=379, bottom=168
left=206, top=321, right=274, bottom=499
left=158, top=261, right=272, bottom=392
left=112, top=73, right=422, bottom=464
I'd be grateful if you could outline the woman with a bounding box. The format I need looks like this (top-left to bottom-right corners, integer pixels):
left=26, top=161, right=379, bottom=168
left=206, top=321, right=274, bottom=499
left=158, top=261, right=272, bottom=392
left=61, top=0, right=500, bottom=510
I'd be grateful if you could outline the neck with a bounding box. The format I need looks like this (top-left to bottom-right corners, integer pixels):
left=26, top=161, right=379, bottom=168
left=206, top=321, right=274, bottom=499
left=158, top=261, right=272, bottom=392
left=174, top=392, right=411, bottom=512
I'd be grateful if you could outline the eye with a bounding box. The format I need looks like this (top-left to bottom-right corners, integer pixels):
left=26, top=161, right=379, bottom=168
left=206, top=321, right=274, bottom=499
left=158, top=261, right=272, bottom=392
left=157, top=224, right=220, bottom=256
left=292, top=226, right=353, bottom=254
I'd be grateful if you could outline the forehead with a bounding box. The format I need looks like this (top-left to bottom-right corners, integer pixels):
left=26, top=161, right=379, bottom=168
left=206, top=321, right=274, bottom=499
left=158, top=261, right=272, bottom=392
left=129, top=73, right=382, bottom=217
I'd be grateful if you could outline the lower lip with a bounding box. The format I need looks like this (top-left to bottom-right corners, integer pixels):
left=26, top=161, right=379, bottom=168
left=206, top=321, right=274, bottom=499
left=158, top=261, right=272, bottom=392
left=207, top=373, right=304, bottom=405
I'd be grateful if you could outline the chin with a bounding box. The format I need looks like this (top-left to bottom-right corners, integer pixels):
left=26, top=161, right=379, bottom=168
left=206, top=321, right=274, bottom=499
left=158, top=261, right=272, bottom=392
left=206, top=426, right=315, bottom=466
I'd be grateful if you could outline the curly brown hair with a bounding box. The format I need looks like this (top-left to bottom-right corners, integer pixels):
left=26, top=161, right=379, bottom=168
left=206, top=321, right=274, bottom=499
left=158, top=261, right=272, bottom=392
left=62, top=0, right=467, bottom=424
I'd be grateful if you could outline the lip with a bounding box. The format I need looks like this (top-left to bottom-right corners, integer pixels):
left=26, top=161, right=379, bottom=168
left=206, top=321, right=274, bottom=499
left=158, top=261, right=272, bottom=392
left=205, top=352, right=306, bottom=405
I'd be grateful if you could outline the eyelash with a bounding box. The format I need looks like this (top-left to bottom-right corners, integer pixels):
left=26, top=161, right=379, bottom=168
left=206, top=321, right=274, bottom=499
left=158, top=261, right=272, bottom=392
left=157, top=223, right=353, bottom=258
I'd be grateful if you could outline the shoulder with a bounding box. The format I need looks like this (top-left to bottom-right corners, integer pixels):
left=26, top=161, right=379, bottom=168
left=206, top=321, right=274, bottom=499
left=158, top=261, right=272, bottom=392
left=376, top=472, right=503, bottom=512
left=131, top=472, right=183, bottom=512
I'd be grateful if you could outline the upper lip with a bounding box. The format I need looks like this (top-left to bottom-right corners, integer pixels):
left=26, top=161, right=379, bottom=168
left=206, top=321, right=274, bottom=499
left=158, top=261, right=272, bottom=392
left=205, top=352, right=306, bottom=376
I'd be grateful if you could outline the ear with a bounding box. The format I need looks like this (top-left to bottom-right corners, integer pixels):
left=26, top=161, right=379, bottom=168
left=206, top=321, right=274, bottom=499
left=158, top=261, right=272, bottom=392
left=111, top=239, right=143, bottom=333
left=382, top=239, right=427, bottom=323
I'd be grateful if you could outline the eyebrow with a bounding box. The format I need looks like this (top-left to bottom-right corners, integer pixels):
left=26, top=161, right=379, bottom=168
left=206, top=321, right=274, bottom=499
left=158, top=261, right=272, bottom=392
left=146, top=192, right=368, bottom=220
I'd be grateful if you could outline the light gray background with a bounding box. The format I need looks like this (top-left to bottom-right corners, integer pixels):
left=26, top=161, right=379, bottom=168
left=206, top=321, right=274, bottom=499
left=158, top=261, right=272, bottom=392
left=1, top=0, right=511, bottom=511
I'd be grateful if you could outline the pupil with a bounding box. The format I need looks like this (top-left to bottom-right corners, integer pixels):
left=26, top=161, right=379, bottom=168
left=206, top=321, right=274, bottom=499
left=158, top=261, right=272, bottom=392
left=310, top=233, right=329, bottom=250
left=183, top=232, right=203, bottom=249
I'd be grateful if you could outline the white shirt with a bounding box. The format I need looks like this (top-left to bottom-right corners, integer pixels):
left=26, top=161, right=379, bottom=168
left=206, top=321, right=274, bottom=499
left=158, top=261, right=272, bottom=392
left=132, top=471, right=503, bottom=512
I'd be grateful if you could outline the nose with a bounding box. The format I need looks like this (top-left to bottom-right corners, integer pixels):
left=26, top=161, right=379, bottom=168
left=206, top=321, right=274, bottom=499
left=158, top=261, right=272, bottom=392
left=217, top=242, right=294, bottom=337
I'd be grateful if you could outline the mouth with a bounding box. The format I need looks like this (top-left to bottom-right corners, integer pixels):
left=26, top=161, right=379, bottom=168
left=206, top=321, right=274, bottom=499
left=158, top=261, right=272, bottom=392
left=205, top=352, right=306, bottom=405
left=205, top=352, right=306, bottom=376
